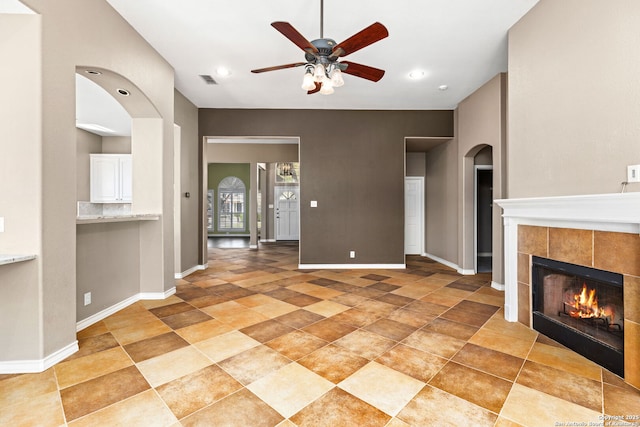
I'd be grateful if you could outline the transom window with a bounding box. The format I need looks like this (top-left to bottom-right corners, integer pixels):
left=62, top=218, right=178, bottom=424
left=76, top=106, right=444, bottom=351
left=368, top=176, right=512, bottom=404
left=218, top=176, right=245, bottom=230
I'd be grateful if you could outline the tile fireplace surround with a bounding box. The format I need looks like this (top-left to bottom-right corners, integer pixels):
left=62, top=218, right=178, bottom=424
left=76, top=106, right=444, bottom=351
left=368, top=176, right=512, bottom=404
left=496, top=193, right=640, bottom=389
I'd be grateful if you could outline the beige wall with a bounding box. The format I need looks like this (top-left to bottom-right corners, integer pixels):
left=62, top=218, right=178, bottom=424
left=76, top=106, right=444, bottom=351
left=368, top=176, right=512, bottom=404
left=0, top=0, right=175, bottom=366
left=0, top=13, right=42, bottom=360
left=102, top=136, right=132, bottom=154
left=457, top=73, right=507, bottom=283
left=174, top=90, right=200, bottom=273
left=508, top=0, right=640, bottom=198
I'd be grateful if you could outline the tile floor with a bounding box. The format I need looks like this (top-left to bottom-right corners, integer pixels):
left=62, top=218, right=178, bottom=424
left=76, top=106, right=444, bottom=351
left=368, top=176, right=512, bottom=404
left=2, top=242, right=640, bottom=426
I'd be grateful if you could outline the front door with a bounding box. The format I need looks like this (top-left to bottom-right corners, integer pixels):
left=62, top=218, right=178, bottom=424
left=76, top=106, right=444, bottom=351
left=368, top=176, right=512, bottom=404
left=275, top=186, right=299, bottom=240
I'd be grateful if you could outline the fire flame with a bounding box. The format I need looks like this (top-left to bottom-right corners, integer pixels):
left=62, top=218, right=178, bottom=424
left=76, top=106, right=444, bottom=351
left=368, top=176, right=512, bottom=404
left=566, top=283, right=613, bottom=320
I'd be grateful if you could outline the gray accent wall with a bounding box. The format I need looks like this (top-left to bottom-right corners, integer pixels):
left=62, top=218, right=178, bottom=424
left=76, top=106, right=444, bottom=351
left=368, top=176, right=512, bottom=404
left=199, top=109, right=453, bottom=265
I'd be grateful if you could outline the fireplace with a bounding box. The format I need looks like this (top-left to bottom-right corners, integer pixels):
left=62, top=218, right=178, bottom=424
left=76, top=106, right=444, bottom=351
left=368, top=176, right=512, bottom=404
left=532, top=255, right=624, bottom=377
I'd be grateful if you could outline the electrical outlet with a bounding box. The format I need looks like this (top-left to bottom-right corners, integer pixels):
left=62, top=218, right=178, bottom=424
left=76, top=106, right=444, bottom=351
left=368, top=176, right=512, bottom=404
left=0, top=217, right=4, bottom=233
left=349, top=250, right=356, bottom=258
left=84, top=292, right=91, bottom=306
left=627, top=165, right=640, bottom=183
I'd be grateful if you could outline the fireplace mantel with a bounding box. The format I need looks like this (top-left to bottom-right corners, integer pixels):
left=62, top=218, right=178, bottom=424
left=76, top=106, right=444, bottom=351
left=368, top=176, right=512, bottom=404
left=496, top=192, right=640, bottom=322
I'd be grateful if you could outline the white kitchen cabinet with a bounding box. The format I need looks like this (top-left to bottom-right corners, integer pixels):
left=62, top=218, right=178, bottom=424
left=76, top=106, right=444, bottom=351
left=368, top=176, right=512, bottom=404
left=90, top=154, right=132, bottom=203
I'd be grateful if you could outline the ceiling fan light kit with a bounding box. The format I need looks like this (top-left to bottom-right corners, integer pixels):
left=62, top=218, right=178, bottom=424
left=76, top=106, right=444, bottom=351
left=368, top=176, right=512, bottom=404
left=251, top=0, right=388, bottom=95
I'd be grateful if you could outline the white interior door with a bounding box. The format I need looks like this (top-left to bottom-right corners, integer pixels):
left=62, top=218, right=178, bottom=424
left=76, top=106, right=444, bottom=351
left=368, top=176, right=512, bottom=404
left=275, top=186, right=299, bottom=240
left=405, top=177, right=424, bottom=255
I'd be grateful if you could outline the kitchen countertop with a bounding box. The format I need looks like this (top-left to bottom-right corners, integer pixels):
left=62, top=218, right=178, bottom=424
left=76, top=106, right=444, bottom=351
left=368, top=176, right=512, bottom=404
left=76, top=213, right=161, bottom=224
left=0, top=254, right=37, bottom=266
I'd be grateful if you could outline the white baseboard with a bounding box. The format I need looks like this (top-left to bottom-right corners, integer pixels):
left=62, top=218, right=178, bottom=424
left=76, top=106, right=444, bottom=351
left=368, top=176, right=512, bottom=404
left=491, top=281, right=505, bottom=291
left=458, top=268, right=475, bottom=275
left=76, top=287, right=176, bottom=332
left=0, top=340, right=78, bottom=374
left=260, top=239, right=276, bottom=243
left=423, top=252, right=462, bottom=273
left=298, top=263, right=406, bottom=270
left=175, top=264, right=206, bottom=279
left=2, top=287, right=176, bottom=374
left=249, top=245, right=258, bottom=249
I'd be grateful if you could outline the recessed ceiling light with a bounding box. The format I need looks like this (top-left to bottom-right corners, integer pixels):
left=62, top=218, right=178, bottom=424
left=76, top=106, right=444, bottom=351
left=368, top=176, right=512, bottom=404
left=438, top=84, right=449, bottom=91
left=116, top=88, right=130, bottom=96
left=408, top=70, right=425, bottom=80
left=216, top=67, right=231, bottom=77
left=85, top=70, right=102, bottom=75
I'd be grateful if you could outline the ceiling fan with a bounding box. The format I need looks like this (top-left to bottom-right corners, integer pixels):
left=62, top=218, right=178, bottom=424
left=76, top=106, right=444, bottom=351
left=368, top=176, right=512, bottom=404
left=250, top=0, right=389, bottom=95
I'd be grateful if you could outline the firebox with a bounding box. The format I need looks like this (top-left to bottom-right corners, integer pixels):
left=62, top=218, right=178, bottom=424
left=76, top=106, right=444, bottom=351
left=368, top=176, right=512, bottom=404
left=532, top=256, right=624, bottom=377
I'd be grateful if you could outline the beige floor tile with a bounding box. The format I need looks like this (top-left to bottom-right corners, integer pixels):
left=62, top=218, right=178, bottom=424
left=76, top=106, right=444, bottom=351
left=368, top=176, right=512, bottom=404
left=397, top=385, right=497, bottom=427
left=181, top=387, right=283, bottom=427
left=338, top=361, right=425, bottom=416
left=102, top=308, right=160, bottom=331
left=386, top=418, right=411, bottom=427
left=289, top=387, right=391, bottom=427
left=391, top=285, right=432, bottom=299
left=139, top=295, right=184, bottom=310
left=0, top=368, right=57, bottom=407
left=288, top=283, right=344, bottom=299
left=250, top=300, right=299, bottom=318
left=527, top=342, right=602, bottom=381
left=500, top=384, right=602, bottom=427
left=334, top=330, right=396, bottom=360
left=403, top=329, right=466, bottom=359
left=194, top=330, right=260, bottom=362
left=156, top=365, right=242, bottom=419
left=468, top=328, right=534, bottom=359
left=0, top=390, right=64, bottom=427
left=68, top=389, right=176, bottom=427
left=174, top=318, right=234, bottom=343
left=204, top=303, right=271, bottom=328
left=304, top=300, right=350, bottom=317
left=136, top=346, right=212, bottom=387
left=247, top=362, right=334, bottom=418
left=55, top=347, right=133, bottom=389
left=109, top=317, right=173, bottom=346
left=482, top=315, right=539, bottom=341
left=76, top=321, right=109, bottom=339
left=235, top=294, right=279, bottom=307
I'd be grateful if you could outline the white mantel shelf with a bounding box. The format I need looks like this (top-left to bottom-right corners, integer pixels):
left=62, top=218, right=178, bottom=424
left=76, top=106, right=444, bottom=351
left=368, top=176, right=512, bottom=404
left=0, top=254, right=36, bottom=266
left=76, top=214, right=160, bottom=225
left=495, top=192, right=640, bottom=322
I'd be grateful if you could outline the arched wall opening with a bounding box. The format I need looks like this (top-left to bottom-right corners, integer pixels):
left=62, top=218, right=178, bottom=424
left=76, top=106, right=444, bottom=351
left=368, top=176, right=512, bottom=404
left=75, top=66, right=168, bottom=328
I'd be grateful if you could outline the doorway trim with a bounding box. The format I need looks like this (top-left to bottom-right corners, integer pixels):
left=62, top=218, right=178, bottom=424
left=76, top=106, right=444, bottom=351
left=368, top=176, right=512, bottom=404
left=474, top=165, right=493, bottom=273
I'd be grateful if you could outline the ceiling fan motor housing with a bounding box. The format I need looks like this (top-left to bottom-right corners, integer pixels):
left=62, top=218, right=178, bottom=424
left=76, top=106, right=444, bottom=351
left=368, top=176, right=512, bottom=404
left=305, top=38, right=338, bottom=65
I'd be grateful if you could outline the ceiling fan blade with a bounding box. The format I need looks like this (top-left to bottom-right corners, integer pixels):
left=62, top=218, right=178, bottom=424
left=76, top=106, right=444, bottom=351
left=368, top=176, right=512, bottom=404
left=307, top=82, right=321, bottom=95
left=251, top=62, right=306, bottom=73
left=271, top=22, right=319, bottom=54
left=331, top=22, right=388, bottom=58
left=341, top=61, right=385, bottom=82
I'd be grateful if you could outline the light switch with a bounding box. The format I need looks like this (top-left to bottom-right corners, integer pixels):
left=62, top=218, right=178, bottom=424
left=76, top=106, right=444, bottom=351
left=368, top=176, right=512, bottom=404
left=310, top=201, right=318, bottom=208
left=0, top=217, right=4, bottom=233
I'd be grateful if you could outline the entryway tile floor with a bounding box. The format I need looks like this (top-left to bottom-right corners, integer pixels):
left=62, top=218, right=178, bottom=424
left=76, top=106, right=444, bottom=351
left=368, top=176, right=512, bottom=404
left=2, top=242, right=640, bottom=426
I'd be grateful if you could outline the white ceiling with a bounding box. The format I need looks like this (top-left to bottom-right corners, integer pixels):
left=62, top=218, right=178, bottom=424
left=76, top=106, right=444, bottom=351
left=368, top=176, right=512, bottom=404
left=106, top=0, right=539, bottom=110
